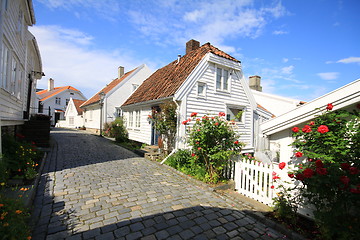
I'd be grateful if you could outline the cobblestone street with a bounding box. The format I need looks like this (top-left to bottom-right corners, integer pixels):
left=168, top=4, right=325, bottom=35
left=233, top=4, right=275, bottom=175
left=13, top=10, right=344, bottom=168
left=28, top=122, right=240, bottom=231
left=31, top=129, right=289, bottom=240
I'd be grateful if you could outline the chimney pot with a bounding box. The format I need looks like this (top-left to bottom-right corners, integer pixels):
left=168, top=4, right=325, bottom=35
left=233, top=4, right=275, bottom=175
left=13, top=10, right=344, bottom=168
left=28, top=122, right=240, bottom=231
left=118, top=66, right=124, bottom=78
left=186, top=39, right=200, bottom=54
left=48, top=78, right=54, bottom=91
left=249, top=75, right=262, bottom=92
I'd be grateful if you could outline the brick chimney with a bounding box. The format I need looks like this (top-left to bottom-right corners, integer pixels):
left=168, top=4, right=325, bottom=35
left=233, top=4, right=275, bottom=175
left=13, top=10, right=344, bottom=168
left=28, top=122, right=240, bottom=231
left=249, top=76, right=262, bottom=92
left=186, top=39, right=200, bottom=54
left=118, top=66, right=124, bottom=78
left=48, top=78, right=54, bottom=91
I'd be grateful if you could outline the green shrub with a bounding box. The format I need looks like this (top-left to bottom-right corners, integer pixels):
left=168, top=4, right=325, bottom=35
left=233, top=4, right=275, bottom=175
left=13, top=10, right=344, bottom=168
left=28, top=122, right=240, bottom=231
left=104, top=117, right=128, bottom=142
left=0, top=195, right=31, bottom=240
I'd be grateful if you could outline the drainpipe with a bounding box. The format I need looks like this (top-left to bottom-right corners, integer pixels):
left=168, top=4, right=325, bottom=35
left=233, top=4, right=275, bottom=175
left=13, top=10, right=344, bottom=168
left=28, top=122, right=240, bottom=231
left=160, top=98, right=180, bottom=165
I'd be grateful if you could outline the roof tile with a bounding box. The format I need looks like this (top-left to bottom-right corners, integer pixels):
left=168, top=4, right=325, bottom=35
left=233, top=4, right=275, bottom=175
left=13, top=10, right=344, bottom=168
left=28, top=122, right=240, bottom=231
left=37, top=86, right=80, bottom=101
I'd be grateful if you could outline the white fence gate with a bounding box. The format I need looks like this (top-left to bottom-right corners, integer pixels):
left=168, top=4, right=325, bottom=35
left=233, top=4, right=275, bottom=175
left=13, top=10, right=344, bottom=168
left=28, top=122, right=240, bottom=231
left=234, top=159, right=275, bottom=206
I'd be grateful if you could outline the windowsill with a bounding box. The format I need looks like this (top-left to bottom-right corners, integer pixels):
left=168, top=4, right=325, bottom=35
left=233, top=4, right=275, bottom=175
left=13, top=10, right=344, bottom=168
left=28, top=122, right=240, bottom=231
left=216, top=89, right=230, bottom=95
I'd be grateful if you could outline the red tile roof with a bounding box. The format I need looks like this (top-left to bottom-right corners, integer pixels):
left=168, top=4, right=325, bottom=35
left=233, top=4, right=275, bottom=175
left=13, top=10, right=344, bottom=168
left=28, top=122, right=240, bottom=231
left=122, top=42, right=239, bottom=106
left=80, top=68, right=137, bottom=108
left=72, top=99, right=86, bottom=115
left=257, top=104, right=276, bottom=118
left=37, top=86, right=80, bottom=101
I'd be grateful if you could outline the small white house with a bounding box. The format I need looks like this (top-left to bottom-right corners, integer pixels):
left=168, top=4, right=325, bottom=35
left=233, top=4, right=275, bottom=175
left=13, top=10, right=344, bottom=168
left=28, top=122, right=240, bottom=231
left=122, top=40, right=272, bottom=152
left=56, top=98, right=86, bottom=128
left=80, top=64, right=152, bottom=132
left=36, top=78, right=87, bottom=126
left=0, top=0, right=44, bottom=155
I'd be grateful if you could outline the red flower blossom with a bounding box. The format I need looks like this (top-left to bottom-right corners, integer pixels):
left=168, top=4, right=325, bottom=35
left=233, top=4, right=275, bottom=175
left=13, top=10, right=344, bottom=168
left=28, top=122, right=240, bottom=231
left=234, top=140, right=239, bottom=145
left=288, top=173, right=294, bottom=178
left=272, top=175, right=280, bottom=180
left=191, top=153, right=196, bottom=157
left=341, top=163, right=351, bottom=171
left=279, top=162, right=286, bottom=170
left=315, top=160, right=324, bottom=168
left=295, top=152, right=303, bottom=158
left=197, top=147, right=202, bottom=150
left=270, top=185, right=275, bottom=189
left=296, top=173, right=305, bottom=181
left=195, top=141, right=199, bottom=145
left=309, top=121, right=315, bottom=126
left=326, top=103, right=333, bottom=110
left=191, top=112, right=198, bottom=117
left=350, top=185, right=360, bottom=194
left=316, top=167, right=328, bottom=175
left=302, top=125, right=312, bottom=133
left=349, top=167, right=359, bottom=175
left=303, top=168, right=314, bottom=178
left=292, top=127, right=299, bottom=133
left=317, top=125, right=329, bottom=133
left=218, top=112, right=225, bottom=117
left=214, top=122, right=219, bottom=126
left=182, top=120, right=188, bottom=125
left=340, top=176, right=350, bottom=185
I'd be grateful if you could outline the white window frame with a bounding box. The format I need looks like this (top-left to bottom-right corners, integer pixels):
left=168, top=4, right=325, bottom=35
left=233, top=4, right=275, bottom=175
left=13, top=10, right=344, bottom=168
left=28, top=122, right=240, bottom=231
left=135, top=110, right=141, bottom=128
left=1, top=42, right=10, bottom=90
left=197, top=82, right=206, bottom=97
left=69, top=117, right=74, bottom=126
left=55, top=97, right=61, bottom=105
left=226, top=105, right=245, bottom=123
left=216, top=66, right=230, bottom=92
left=129, top=111, right=133, bottom=128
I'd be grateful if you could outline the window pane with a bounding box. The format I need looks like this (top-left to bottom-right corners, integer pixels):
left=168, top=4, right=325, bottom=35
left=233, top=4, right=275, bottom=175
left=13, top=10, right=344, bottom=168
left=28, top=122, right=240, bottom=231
left=223, top=70, right=228, bottom=90
left=216, top=68, right=222, bottom=89
left=198, top=83, right=204, bottom=95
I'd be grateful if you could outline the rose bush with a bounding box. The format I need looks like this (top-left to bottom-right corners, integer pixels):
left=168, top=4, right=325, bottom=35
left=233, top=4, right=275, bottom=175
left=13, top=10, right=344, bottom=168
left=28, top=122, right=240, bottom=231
left=280, top=104, right=360, bottom=239
left=186, top=112, right=243, bottom=183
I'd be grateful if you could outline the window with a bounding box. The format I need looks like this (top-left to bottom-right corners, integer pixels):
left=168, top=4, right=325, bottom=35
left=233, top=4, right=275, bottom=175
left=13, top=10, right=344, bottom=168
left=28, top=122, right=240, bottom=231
left=55, top=97, right=61, bottom=105
left=197, top=82, right=206, bottom=97
left=66, top=99, right=70, bottom=106
left=116, top=107, right=122, bottom=117
left=69, top=117, right=74, bottom=126
left=129, top=112, right=133, bottom=127
left=1, top=42, right=10, bottom=90
left=132, top=84, right=139, bottom=92
left=216, top=67, right=229, bottom=91
left=10, top=58, right=17, bottom=94
left=38, top=102, right=43, bottom=113
left=226, top=106, right=245, bottom=123
left=135, top=110, right=141, bottom=128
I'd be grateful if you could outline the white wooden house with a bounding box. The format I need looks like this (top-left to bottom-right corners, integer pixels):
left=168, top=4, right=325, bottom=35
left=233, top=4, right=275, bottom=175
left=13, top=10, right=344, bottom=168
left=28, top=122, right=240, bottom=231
left=56, top=98, right=86, bottom=128
left=36, top=78, right=87, bottom=126
left=80, top=64, right=152, bottom=132
left=0, top=0, right=44, bottom=154
left=122, top=40, right=272, bottom=152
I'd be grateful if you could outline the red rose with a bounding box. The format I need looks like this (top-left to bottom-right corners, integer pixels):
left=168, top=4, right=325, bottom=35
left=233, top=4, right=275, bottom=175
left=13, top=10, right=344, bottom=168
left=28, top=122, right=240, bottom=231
left=316, top=167, right=327, bottom=175
left=214, top=122, right=219, bottom=126
left=341, top=163, right=351, bottom=171
left=288, top=173, right=294, bottom=178
left=182, top=120, right=188, bottom=125
left=191, top=153, right=195, bottom=157
left=303, top=168, right=314, bottom=178
left=317, top=125, right=329, bottom=133
left=198, top=147, right=202, bottom=150
left=295, top=152, right=303, bottom=158
left=270, top=185, right=275, bottom=189
left=309, top=121, right=315, bottom=126
left=191, top=112, right=197, bottom=117
left=234, top=140, right=239, bottom=145
left=279, top=162, right=286, bottom=170
left=218, top=112, right=225, bottom=117
left=292, top=127, right=299, bottom=133
left=315, top=160, right=324, bottom=168
left=340, top=176, right=350, bottom=185
left=302, top=125, right=312, bottom=133
left=272, top=175, right=280, bottom=180
left=296, top=173, right=305, bottom=181
left=326, top=103, right=333, bottom=110
left=349, top=167, right=359, bottom=175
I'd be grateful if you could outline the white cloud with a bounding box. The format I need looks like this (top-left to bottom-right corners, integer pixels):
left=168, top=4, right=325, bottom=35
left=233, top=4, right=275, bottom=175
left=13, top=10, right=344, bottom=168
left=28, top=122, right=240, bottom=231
left=317, top=72, right=339, bottom=80
left=281, top=65, right=294, bottom=75
left=282, top=58, right=288, bottom=63
left=272, top=30, right=288, bottom=35
left=30, top=25, right=144, bottom=98
left=336, top=57, right=360, bottom=64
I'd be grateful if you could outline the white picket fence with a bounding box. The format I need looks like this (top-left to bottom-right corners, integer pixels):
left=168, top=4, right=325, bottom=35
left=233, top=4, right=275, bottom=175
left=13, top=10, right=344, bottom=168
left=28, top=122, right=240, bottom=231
left=234, top=159, right=275, bottom=206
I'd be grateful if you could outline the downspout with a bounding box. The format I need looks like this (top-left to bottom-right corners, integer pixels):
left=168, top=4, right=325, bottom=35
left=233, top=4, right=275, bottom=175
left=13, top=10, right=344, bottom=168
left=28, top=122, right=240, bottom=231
left=160, top=98, right=180, bottom=164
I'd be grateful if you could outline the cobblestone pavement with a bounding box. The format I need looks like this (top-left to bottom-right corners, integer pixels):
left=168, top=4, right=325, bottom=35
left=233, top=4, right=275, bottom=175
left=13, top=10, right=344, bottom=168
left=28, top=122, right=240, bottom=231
left=31, top=129, right=289, bottom=240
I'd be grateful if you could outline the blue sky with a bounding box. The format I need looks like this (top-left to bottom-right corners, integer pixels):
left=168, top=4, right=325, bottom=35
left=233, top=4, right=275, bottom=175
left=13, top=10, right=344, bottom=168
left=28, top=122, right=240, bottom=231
left=31, top=0, right=360, bottom=101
